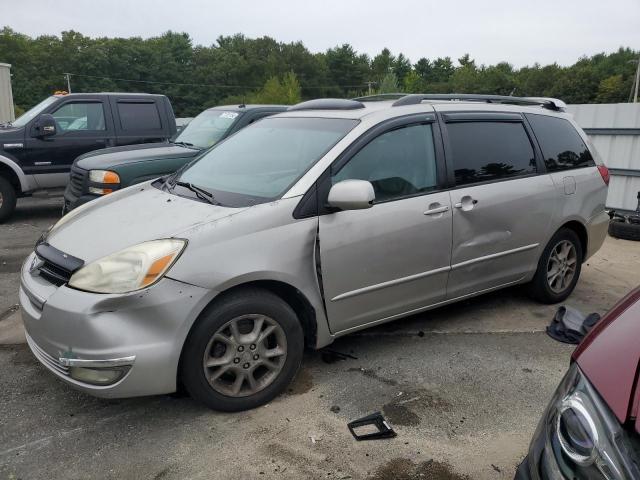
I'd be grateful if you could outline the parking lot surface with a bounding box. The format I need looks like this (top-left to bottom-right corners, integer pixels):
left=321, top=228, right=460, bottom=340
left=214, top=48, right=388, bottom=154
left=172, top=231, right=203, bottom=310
left=1, top=196, right=639, bottom=480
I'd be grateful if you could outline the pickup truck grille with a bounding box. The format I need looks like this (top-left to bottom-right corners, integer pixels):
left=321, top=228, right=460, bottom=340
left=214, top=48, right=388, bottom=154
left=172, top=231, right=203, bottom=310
left=68, top=166, right=87, bottom=197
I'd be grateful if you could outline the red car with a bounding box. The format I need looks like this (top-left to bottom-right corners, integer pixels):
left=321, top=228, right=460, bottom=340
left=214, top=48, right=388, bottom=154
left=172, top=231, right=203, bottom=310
left=516, top=286, right=640, bottom=479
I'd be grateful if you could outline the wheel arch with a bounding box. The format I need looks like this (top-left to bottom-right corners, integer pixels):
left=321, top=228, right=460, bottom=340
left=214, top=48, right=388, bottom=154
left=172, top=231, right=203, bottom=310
left=0, top=156, right=23, bottom=193
left=558, top=219, right=588, bottom=262
left=176, top=279, right=318, bottom=390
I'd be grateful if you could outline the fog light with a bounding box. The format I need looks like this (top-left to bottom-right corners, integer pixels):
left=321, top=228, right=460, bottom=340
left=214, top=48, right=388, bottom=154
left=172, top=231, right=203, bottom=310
left=69, top=366, right=129, bottom=386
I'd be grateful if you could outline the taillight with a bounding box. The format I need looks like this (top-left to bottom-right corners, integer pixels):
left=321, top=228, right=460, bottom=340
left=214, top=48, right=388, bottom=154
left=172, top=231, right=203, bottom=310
left=597, top=165, right=610, bottom=186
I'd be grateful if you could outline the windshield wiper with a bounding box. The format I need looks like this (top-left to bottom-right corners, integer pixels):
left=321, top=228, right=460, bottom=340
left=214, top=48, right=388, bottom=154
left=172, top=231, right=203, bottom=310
left=172, top=181, right=216, bottom=205
left=173, top=141, right=201, bottom=149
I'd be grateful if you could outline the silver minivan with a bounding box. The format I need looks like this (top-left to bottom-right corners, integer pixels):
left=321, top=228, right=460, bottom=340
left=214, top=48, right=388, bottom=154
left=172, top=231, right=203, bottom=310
left=20, top=94, right=609, bottom=411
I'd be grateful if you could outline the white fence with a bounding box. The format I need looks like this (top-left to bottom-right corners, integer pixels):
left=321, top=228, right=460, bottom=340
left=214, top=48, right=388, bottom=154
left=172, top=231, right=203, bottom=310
left=568, top=103, right=640, bottom=212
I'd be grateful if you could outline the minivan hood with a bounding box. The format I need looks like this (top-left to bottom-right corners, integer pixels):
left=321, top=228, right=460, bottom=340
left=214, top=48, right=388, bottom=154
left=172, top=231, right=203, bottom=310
left=47, top=182, right=242, bottom=264
left=573, top=286, right=640, bottom=430
left=75, top=143, right=199, bottom=171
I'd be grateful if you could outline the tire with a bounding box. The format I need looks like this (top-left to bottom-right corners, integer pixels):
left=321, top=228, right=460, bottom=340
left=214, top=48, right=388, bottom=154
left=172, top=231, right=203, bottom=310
left=608, top=218, right=640, bottom=241
left=180, top=288, right=304, bottom=412
left=0, top=176, right=17, bottom=223
left=527, top=228, right=583, bottom=304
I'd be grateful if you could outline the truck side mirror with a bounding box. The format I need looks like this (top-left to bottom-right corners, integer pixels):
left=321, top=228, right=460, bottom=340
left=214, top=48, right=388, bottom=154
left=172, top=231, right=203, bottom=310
left=33, top=114, right=57, bottom=138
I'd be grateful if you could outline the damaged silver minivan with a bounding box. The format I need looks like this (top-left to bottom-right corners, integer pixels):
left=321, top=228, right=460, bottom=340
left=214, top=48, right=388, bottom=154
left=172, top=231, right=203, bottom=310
left=20, top=94, right=609, bottom=411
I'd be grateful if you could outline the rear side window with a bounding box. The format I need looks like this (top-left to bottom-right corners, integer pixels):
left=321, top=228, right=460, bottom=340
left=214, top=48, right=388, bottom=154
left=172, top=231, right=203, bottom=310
left=333, top=123, right=438, bottom=203
left=117, top=102, right=162, bottom=131
left=447, top=122, right=536, bottom=186
left=525, top=114, right=594, bottom=171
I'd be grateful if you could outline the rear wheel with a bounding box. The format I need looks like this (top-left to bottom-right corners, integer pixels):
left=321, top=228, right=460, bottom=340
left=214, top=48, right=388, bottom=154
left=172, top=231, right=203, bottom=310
left=0, top=176, right=17, bottom=223
left=180, top=288, right=304, bottom=411
left=527, top=228, right=583, bottom=304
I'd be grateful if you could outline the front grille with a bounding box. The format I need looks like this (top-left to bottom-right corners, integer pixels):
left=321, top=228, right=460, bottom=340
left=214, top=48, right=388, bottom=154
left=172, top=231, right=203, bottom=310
left=38, top=259, right=72, bottom=286
left=26, top=334, right=70, bottom=377
left=68, top=166, right=87, bottom=197
left=33, top=243, right=84, bottom=287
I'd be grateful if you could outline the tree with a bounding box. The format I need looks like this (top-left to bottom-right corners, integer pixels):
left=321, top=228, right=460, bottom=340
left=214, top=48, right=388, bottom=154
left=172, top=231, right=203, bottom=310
left=249, top=72, right=301, bottom=104
left=378, top=72, right=400, bottom=94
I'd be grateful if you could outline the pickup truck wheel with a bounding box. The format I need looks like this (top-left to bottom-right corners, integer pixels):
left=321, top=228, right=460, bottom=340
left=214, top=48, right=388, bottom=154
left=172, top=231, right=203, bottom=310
left=0, top=176, right=17, bottom=223
left=527, top=228, right=583, bottom=304
left=181, top=288, right=304, bottom=412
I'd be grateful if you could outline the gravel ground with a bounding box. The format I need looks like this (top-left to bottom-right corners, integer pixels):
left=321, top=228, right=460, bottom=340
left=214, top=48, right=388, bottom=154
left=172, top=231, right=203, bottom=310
left=1, top=195, right=639, bottom=480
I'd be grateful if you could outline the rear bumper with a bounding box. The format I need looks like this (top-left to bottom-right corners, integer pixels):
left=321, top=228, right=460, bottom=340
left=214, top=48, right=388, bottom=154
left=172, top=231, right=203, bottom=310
left=585, top=210, right=609, bottom=260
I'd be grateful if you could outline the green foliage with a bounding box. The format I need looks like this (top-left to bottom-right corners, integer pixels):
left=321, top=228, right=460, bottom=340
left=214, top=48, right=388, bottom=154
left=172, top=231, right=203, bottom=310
left=13, top=104, right=24, bottom=117
left=0, top=27, right=638, bottom=116
left=248, top=71, right=301, bottom=104
left=378, top=73, right=400, bottom=94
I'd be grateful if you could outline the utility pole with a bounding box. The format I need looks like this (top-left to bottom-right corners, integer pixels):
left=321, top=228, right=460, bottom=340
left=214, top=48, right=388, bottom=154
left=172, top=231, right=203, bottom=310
left=64, top=73, right=72, bottom=93
left=366, top=81, right=375, bottom=96
left=634, top=55, right=640, bottom=103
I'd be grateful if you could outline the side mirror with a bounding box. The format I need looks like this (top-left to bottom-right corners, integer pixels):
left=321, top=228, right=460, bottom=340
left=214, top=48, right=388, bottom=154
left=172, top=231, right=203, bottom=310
left=327, top=180, right=375, bottom=211
left=33, top=114, right=57, bottom=137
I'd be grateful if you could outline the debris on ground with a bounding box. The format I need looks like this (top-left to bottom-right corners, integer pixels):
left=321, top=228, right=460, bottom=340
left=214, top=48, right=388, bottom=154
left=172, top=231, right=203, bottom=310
left=330, top=405, right=341, bottom=413
left=546, top=305, right=600, bottom=344
left=348, top=412, right=397, bottom=440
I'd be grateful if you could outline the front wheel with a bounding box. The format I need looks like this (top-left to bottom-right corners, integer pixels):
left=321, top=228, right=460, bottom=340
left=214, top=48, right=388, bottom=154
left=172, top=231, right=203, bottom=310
left=0, top=176, right=17, bottom=223
left=527, top=228, right=583, bottom=304
left=180, top=288, right=304, bottom=411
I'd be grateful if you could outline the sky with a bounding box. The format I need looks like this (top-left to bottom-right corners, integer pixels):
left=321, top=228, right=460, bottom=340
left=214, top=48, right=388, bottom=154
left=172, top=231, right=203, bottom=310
left=2, top=0, right=639, bottom=67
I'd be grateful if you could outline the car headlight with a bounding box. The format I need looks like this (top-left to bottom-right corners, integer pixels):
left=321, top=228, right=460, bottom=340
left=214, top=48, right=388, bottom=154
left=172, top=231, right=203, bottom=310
left=68, top=239, right=186, bottom=294
left=89, top=170, right=120, bottom=195
left=538, top=364, right=640, bottom=479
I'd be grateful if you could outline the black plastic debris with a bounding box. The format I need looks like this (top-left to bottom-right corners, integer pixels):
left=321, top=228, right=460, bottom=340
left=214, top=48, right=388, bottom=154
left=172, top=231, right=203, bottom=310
left=348, top=412, right=397, bottom=440
left=546, top=305, right=600, bottom=344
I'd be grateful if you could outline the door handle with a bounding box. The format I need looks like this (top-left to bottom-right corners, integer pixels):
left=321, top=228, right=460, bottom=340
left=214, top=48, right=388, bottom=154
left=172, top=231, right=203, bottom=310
left=424, top=204, right=450, bottom=216
left=454, top=196, right=478, bottom=211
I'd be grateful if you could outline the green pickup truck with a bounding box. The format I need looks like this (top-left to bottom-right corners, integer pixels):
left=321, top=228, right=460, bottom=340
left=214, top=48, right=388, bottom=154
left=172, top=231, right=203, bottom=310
left=63, top=104, right=286, bottom=212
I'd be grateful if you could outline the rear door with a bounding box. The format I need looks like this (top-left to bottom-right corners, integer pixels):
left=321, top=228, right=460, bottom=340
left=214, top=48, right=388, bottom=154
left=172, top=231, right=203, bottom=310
left=110, top=96, right=169, bottom=146
left=22, top=98, right=114, bottom=185
left=318, top=115, right=453, bottom=334
left=442, top=112, right=557, bottom=299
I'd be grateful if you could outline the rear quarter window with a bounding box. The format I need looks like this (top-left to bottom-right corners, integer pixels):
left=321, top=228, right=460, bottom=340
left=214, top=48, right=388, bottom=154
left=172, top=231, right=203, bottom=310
left=525, top=113, right=595, bottom=171
left=446, top=121, right=536, bottom=186
left=117, top=101, right=162, bottom=131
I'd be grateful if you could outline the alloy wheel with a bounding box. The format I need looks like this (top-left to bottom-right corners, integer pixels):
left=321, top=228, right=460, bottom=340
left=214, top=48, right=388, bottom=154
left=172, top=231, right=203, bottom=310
left=546, top=240, right=578, bottom=294
left=202, top=314, right=287, bottom=397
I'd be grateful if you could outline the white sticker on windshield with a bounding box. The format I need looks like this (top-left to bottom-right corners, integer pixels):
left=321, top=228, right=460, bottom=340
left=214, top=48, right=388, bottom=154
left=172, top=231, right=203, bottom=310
left=220, top=112, right=239, bottom=119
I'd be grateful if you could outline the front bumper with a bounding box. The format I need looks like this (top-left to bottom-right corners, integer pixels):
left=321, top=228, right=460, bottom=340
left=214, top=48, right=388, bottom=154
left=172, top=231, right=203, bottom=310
left=20, top=252, right=215, bottom=398
left=62, top=188, right=100, bottom=213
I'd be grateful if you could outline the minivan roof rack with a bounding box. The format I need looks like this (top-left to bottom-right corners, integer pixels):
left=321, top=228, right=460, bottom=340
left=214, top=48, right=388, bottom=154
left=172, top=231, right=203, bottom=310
left=391, top=94, right=566, bottom=111
left=288, top=98, right=365, bottom=111
left=352, top=93, right=406, bottom=102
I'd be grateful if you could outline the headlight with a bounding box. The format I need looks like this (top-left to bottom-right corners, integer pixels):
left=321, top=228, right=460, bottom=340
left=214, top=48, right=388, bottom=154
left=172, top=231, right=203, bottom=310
left=538, top=364, right=640, bottom=479
left=68, top=239, right=186, bottom=294
left=89, top=170, right=120, bottom=195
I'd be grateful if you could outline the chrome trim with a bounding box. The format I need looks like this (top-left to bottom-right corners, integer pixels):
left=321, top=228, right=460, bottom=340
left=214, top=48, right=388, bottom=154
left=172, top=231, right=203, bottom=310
left=451, top=243, right=539, bottom=270
left=58, top=356, right=136, bottom=368
left=333, top=277, right=525, bottom=336
left=331, top=265, right=451, bottom=302
left=34, top=161, right=51, bottom=166
left=25, top=333, right=70, bottom=376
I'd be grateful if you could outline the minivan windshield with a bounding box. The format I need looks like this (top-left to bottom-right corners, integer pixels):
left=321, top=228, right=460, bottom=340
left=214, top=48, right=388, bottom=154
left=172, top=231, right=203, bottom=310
left=172, top=109, right=241, bottom=149
left=11, top=96, right=59, bottom=127
left=175, top=117, right=358, bottom=206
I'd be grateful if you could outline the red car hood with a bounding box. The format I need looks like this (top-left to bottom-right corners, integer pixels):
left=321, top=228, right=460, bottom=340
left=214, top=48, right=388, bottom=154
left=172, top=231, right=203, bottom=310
left=573, top=286, right=640, bottom=431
